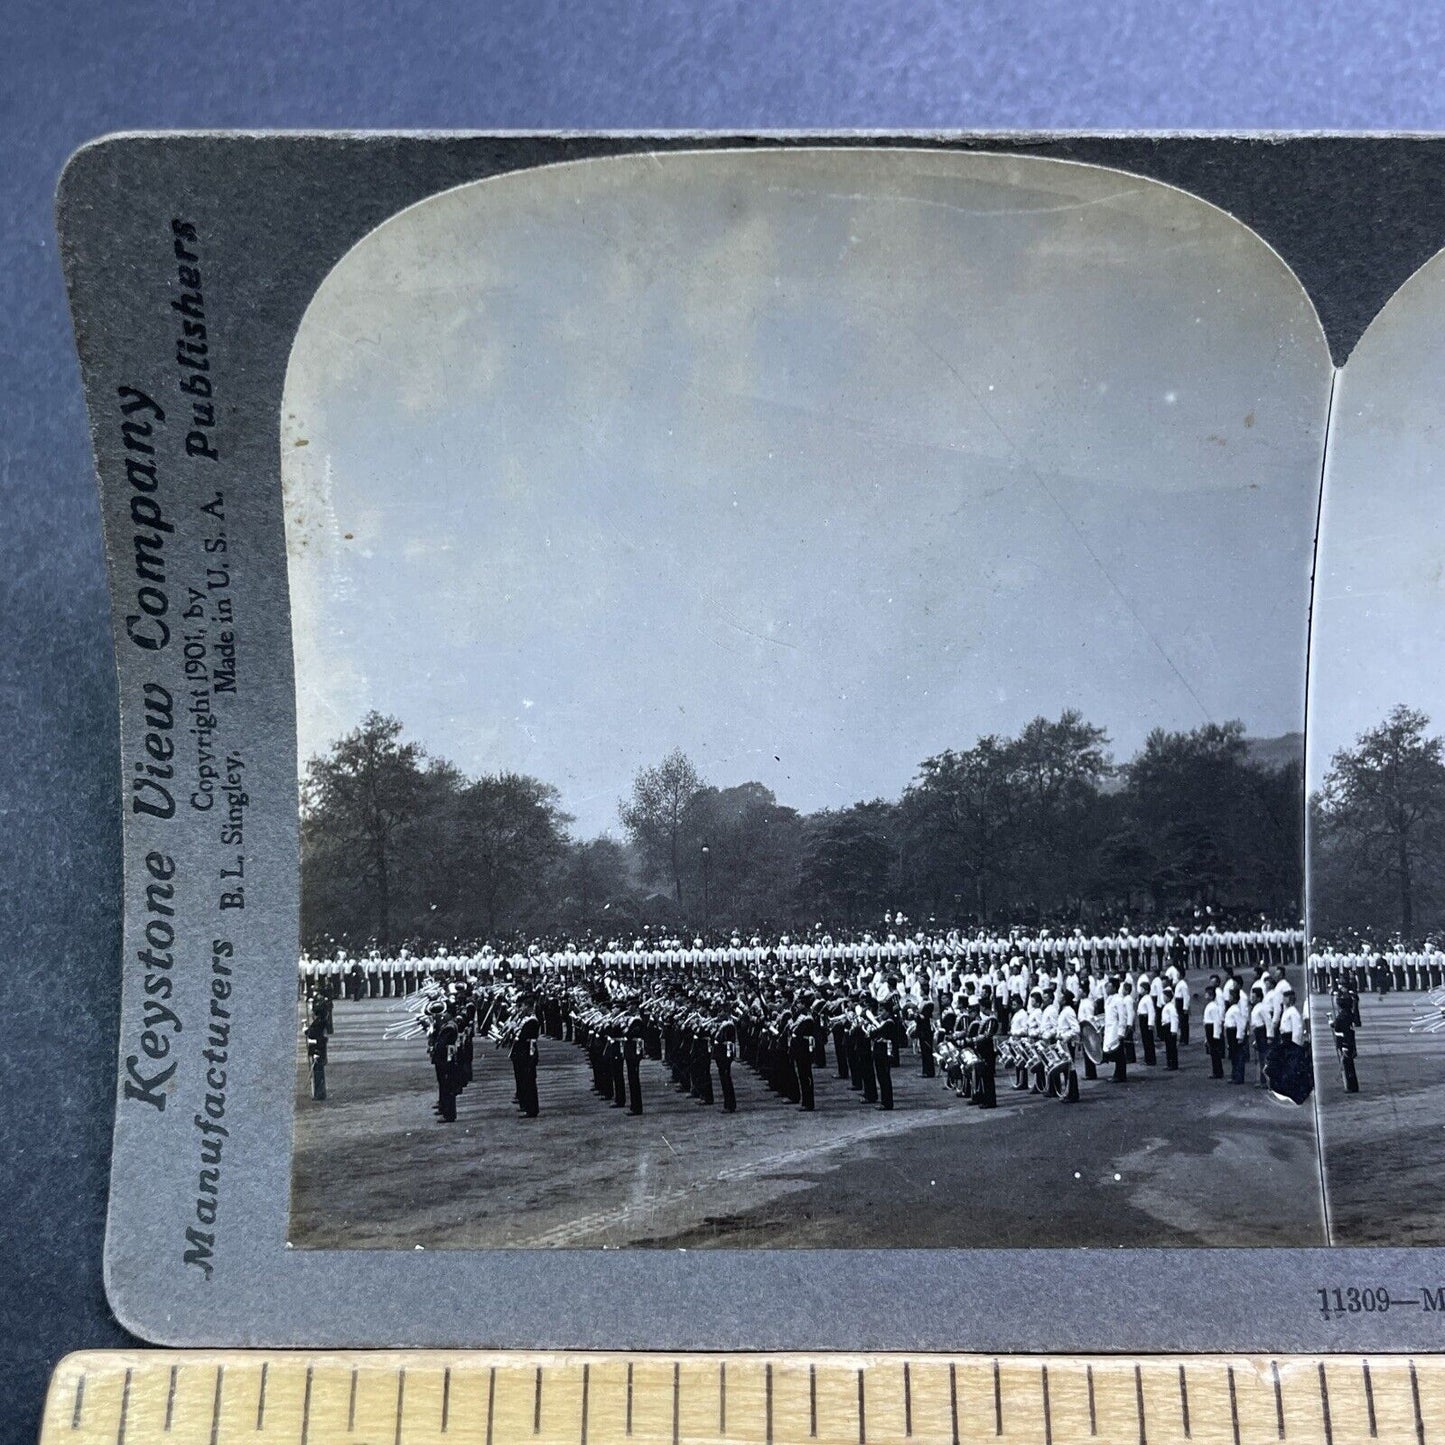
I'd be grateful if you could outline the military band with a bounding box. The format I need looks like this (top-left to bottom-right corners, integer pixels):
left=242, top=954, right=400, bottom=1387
left=298, top=912, right=1314, bottom=1121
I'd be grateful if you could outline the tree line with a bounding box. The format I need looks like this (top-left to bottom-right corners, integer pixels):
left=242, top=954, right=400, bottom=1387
left=300, top=709, right=1303, bottom=950
left=1310, top=703, right=1445, bottom=937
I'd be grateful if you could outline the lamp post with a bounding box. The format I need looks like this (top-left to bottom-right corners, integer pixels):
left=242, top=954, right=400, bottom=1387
left=701, top=842, right=711, bottom=931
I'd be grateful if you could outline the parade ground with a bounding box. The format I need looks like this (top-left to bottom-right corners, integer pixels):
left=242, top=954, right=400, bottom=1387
left=290, top=999, right=1325, bottom=1250
left=1316, top=990, right=1445, bottom=1245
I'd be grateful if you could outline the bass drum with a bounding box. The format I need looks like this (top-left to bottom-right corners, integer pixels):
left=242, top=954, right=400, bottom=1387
left=1264, top=1041, right=1315, bottom=1106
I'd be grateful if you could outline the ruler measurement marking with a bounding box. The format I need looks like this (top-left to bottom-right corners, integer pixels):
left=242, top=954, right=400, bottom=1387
left=48, top=1350, right=1445, bottom=1445
left=115, top=1368, right=132, bottom=1445
left=300, top=1368, right=313, bottom=1445
left=209, top=1369, right=224, bottom=1445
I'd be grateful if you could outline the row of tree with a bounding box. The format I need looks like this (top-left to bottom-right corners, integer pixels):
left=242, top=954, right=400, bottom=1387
left=300, top=710, right=1304, bottom=949
left=1310, top=704, right=1445, bottom=937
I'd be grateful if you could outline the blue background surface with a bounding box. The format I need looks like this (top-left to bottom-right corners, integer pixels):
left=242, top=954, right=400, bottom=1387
left=6, top=3, right=1445, bottom=1442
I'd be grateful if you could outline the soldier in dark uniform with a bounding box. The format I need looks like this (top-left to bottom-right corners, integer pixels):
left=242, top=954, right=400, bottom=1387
left=788, top=998, right=819, bottom=1112
left=690, top=1020, right=715, bottom=1105
left=457, top=999, right=475, bottom=1090
left=429, top=1004, right=462, bottom=1122
left=872, top=1004, right=906, bottom=1111
left=849, top=1003, right=878, bottom=1103
left=606, top=1025, right=627, bottom=1108
left=712, top=1019, right=739, bottom=1113
left=315, top=985, right=335, bottom=1036
left=304, top=998, right=329, bottom=1101
left=510, top=1014, right=541, bottom=1118
left=831, top=1001, right=850, bottom=1079
left=773, top=1000, right=801, bottom=1103
left=1372, top=952, right=1391, bottom=1000
left=913, top=1001, right=936, bottom=1078
left=970, top=1002, right=999, bottom=1109
left=1330, top=985, right=1361, bottom=1093
left=625, top=1014, right=646, bottom=1115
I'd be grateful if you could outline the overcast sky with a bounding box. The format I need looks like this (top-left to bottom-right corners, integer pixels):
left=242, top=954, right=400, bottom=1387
left=283, top=149, right=1333, bottom=838
left=1309, top=249, right=1445, bottom=791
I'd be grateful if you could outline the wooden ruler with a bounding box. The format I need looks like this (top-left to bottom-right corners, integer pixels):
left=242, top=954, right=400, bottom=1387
left=40, top=1351, right=1443, bottom=1445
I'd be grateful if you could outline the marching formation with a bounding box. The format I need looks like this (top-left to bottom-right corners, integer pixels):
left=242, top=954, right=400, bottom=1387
left=1307, top=935, right=1445, bottom=1098
left=298, top=914, right=1315, bottom=1121
left=1308, top=936, right=1445, bottom=995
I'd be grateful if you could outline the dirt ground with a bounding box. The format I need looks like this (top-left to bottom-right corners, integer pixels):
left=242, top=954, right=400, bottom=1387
left=290, top=998, right=1326, bottom=1250
left=1314, top=988, right=1445, bottom=1245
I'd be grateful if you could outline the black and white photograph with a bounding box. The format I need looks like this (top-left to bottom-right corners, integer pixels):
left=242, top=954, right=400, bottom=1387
left=280, top=149, right=1331, bottom=1251
left=1308, top=246, right=1445, bottom=1246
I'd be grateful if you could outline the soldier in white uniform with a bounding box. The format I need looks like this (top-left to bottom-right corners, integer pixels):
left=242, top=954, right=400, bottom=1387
left=1103, top=978, right=1129, bottom=1083
left=1249, top=984, right=1271, bottom=1088
left=1159, top=989, right=1181, bottom=1071
left=1173, top=971, right=1191, bottom=1047
left=1054, top=990, right=1082, bottom=1103
left=1135, top=983, right=1158, bottom=1067
left=1225, top=988, right=1250, bottom=1085
left=1202, top=985, right=1225, bottom=1079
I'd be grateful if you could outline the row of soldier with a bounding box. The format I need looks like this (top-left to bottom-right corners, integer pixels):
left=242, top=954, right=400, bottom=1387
left=1308, top=941, right=1445, bottom=996
left=297, top=916, right=1307, bottom=1001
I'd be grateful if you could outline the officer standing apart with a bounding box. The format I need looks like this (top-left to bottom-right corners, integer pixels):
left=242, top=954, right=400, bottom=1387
left=305, top=997, right=329, bottom=1102
left=1330, top=985, right=1361, bottom=1093
left=429, top=1002, right=462, bottom=1122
